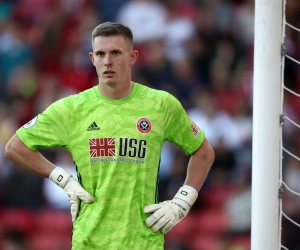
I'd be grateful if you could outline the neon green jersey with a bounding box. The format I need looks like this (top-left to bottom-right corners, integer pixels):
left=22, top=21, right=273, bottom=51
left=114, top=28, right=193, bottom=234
left=16, top=82, right=205, bottom=250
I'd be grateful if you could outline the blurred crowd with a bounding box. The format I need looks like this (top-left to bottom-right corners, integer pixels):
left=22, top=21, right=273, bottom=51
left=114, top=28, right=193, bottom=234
left=0, top=0, right=300, bottom=249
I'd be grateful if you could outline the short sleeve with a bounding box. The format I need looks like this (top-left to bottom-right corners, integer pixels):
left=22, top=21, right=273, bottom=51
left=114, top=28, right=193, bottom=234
left=16, top=97, right=73, bottom=151
left=164, top=93, right=205, bottom=155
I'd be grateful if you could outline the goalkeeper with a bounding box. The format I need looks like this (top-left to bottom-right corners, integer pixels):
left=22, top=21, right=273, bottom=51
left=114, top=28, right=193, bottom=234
left=4, top=22, right=215, bottom=250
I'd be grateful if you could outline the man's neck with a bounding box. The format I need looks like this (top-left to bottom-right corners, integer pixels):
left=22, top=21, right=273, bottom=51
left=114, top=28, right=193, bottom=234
left=98, top=81, right=134, bottom=100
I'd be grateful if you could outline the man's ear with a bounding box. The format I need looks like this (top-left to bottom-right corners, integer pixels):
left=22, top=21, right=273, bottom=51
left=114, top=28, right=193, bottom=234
left=130, top=50, right=139, bottom=65
left=89, top=52, right=95, bottom=65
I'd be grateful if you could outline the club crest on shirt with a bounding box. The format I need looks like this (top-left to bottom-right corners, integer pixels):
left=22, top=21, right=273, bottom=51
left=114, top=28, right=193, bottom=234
left=136, top=118, right=152, bottom=134
left=23, top=116, right=38, bottom=129
left=190, top=122, right=200, bottom=138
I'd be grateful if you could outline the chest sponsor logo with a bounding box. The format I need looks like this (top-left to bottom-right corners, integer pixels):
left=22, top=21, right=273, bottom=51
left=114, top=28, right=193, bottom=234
left=89, top=137, right=147, bottom=164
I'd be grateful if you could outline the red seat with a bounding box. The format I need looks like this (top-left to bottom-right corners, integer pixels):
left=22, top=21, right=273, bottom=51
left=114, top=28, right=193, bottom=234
left=190, top=234, right=218, bottom=250
left=201, top=185, right=238, bottom=208
left=0, top=208, right=33, bottom=234
left=29, top=231, right=71, bottom=250
left=195, top=209, right=230, bottom=236
left=33, top=209, right=72, bottom=235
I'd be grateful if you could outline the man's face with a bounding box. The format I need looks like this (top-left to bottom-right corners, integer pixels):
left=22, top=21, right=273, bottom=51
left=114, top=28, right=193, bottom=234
left=89, top=35, right=138, bottom=87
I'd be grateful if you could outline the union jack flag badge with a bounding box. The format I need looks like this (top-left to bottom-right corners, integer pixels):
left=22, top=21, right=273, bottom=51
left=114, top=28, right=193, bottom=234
left=190, top=122, right=200, bottom=138
left=89, top=138, right=116, bottom=157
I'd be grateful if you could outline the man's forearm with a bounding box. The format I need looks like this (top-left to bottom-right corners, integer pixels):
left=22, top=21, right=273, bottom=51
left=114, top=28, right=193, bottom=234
left=5, top=133, right=55, bottom=178
left=184, top=138, right=215, bottom=192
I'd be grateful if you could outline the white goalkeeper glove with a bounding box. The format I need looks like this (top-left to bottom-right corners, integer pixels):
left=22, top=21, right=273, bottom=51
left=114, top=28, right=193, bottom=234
left=144, top=185, right=198, bottom=234
left=49, top=167, right=94, bottom=222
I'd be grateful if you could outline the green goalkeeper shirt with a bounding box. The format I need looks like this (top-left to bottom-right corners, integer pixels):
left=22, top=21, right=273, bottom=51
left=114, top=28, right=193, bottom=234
left=16, top=82, right=205, bottom=250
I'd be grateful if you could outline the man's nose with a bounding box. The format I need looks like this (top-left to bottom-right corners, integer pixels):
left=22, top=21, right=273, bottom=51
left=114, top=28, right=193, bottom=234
left=104, top=55, right=112, bottom=66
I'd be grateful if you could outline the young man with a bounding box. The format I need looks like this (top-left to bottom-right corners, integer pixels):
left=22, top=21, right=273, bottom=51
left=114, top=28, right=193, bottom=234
left=5, top=22, right=215, bottom=249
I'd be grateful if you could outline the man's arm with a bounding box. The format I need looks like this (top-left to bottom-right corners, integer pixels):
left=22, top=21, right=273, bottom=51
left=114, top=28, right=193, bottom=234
left=184, top=138, right=215, bottom=192
left=4, top=133, right=55, bottom=177
left=144, top=137, right=214, bottom=234
left=5, top=133, right=94, bottom=222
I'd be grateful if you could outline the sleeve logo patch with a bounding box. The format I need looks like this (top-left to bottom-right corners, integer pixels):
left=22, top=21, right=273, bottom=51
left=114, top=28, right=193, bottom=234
left=22, top=116, right=38, bottom=129
left=190, top=122, right=200, bottom=138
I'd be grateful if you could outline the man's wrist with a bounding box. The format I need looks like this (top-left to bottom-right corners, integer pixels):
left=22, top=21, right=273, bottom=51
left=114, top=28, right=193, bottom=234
left=174, top=185, right=198, bottom=207
left=182, top=185, right=198, bottom=193
left=49, top=166, right=72, bottom=188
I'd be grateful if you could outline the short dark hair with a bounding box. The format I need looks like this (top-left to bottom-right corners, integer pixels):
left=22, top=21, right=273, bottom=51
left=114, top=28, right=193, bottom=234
left=92, top=22, right=133, bottom=45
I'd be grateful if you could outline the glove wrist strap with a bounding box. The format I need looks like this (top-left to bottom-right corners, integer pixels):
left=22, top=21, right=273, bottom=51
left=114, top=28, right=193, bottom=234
left=49, top=167, right=72, bottom=189
left=174, top=185, right=198, bottom=207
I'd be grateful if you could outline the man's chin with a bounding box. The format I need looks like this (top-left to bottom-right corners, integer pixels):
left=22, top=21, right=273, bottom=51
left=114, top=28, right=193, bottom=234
left=103, top=79, right=118, bottom=87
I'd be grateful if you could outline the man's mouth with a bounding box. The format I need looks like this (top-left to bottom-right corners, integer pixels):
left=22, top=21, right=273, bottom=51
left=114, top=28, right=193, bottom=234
left=103, top=70, right=115, bottom=77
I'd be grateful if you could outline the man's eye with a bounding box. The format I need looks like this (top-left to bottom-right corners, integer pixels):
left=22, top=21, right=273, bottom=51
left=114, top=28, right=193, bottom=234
left=113, top=52, right=120, bottom=55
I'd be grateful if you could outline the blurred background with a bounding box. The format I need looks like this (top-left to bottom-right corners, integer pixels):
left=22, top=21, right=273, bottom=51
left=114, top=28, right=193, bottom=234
left=0, top=0, right=300, bottom=249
